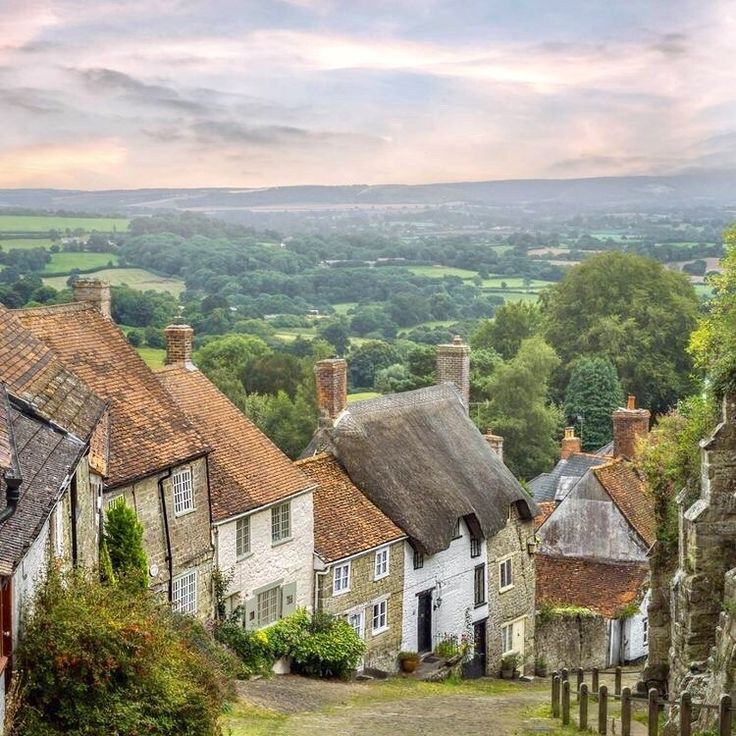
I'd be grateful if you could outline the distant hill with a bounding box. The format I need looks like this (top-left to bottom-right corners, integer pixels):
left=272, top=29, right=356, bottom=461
left=2, top=171, right=736, bottom=215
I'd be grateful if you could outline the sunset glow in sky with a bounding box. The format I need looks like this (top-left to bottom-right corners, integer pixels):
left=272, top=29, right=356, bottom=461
left=1, top=0, right=735, bottom=188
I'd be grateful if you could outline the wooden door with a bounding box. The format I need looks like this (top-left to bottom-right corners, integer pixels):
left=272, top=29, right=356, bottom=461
left=417, top=591, right=432, bottom=653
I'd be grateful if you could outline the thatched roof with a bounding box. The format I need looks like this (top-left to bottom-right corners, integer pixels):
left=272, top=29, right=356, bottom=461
left=310, top=384, right=537, bottom=555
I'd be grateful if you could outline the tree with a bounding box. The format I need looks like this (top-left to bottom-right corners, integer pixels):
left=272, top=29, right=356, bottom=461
left=474, top=335, right=563, bottom=480
left=104, top=501, right=148, bottom=591
left=195, top=333, right=270, bottom=379
left=542, top=251, right=699, bottom=412
left=564, top=357, right=624, bottom=451
left=319, top=318, right=351, bottom=356
left=347, top=340, right=400, bottom=389
left=473, top=301, right=541, bottom=360
left=244, top=353, right=305, bottom=398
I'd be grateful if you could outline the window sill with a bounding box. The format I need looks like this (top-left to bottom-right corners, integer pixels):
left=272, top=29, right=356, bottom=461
left=332, top=588, right=351, bottom=597
left=174, top=507, right=196, bottom=518
left=236, top=551, right=253, bottom=562
left=371, top=626, right=389, bottom=637
left=271, top=536, right=293, bottom=548
left=474, top=601, right=487, bottom=609
left=374, top=572, right=389, bottom=582
left=499, top=584, right=514, bottom=594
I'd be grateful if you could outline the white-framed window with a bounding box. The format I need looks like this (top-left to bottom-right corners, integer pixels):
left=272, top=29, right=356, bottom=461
left=470, top=536, right=482, bottom=558
left=474, top=563, right=486, bottom=607
left=333, top=562, right=351, bottom=595
left=106, top=495, right=123, bottom=510
left=172, top=467, right=194, bottom=515
left=257, top=585, right=281, bottom=627
left=372, top=599, right=388, bottom=634
left=271, top=502, right=291, bottom=544
left=642, top=618, right=649, bottom=646
left=413, top=549, right=424, bottom=569
left=347, top=610, right=365, bottom=639
left=236, top=516, right=250, bottom=558
left=172, top=570, right=197, bottom=615
left=374, top=547, right=389, bottom=580
left=499, top=557, right=513, bottom=591
left=501, top=623, right=514, bottom=654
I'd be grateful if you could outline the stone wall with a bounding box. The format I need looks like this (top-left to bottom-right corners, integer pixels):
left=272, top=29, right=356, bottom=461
left=318, top=540, right=405, bottom=672
left=536, top=612, right=609, bottom=670
left=74, top=457, right=100, bottom=567
left=643, top=543, right=676, bottom=689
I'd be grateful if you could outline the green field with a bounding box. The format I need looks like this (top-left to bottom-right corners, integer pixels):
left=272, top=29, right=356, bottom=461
left=347, top=391, right=381, bottom=403
left=482, top=276, right=553, bottom=289
left=44, top=252, right=119, bottom=273
left=136, top=347, right=166, bottom=370
left=0, top=214, right=129, bottom=232
left=408, top=265, right=479, bottom=279
left=0, top=238, right=54, bottom=250
left=332, top=302, right=358, bottom=315
left=499, top=291, right=543, bottom=303
left=44, top=268, right=185, bottom=295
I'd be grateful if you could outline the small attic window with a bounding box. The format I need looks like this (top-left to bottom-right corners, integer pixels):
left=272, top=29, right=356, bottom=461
left=452, top=518, right=462, bottom=539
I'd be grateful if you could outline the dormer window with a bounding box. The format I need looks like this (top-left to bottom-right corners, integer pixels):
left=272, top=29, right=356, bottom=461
left=452, top=518, right=462, bottom=539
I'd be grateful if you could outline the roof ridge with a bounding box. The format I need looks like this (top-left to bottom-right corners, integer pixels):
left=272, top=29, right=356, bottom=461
left=294, top=452, right=329, bottom=466
left=16, top=302, right=92, bottom=315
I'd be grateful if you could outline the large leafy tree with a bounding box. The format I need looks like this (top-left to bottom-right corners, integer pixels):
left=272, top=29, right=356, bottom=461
left=564, top=357, right=624, bottom=451
left=472, top=301, right=541, bottom=360
left=542, top=251, right=699, bottom=413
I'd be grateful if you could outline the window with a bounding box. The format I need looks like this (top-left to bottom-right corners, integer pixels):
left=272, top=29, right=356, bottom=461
left=333, top=562, right=351, bottom=594
left=413, top=549, right=424, bottom=569
left=452, top=518, right=462, bottom=538
left=374, top=547, right=389, bottom=580
left=642, top=618, right=649, bottom=646
left=499, top=557, right=513, bottom=591
left=172, top=571, right=197, bottom=615
left=474, top=564, right=486, bottom=607
left=236, top=516, right=250, bottom=558
left=470, top=536, right=482, bottom=558
left=347, top=610, right=365, bottom=639
left=501, top=623, right=514, bottom=654
left=271, top=502, right=291, bottom=543
left=257, top=585, right=281, bottom=627
left=172, top=468, right=194, bottom=515
left=372, top=599, right=388, bottom=634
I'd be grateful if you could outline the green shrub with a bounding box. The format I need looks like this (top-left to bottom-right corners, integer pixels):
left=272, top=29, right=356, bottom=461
left=16, top=568, right=232, bottom=736
left=104, top=500, right=148, bottom=591
left=214, top=622, right=273, bottom=678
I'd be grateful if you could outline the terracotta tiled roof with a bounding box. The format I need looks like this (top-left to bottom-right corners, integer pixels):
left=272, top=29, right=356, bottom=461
left=534, top=501, right=556, bottom=530
left=157, top=364, right=312, bottom=521
left=0, top=305, right=105, bottom=441
left=16, top=303, right=208, bottom=488
left=593, top=460, right=656, bottom=547
left=0, top=386, right=13, bottom=472
left=536, top=554, right=649, bottom=618
left=296, top=453, right=405, bottom=563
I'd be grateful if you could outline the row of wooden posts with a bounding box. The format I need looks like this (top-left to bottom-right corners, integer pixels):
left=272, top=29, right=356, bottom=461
left=550, top=667, right=733, bottom=736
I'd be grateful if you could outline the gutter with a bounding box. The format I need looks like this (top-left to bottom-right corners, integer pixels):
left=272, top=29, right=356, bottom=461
left=157, top=468, right=174, bottom=602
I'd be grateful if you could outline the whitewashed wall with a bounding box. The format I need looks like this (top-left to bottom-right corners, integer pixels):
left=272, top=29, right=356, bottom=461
left=215, top=491, right=314, bottom=613
left=401, top=519, right=488, bottom=652
left=624, top=590, right=650, bottom=662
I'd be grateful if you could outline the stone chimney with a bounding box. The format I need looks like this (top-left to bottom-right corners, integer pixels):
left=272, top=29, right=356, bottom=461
left=484, top=430, right=504, bottom=462
left=612, top=395, right=650, bottom=459
left=315, top=358, right=348, bottom=426
left=164, top=324, right=194, bottom=365
left=73, top=278, right=111, bottom=319
left=560, top=426, right=582, bottom=460
left=437, top=335, right=470, bottom=413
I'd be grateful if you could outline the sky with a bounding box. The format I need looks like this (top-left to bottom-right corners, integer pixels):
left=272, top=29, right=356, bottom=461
left=0, top=0, right=735, bottom=189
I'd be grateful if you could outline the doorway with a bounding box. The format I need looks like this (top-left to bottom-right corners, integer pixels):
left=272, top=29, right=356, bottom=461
left=417, top=591, right=433, bottom=653
left=463, top=619, right=487, bottom=678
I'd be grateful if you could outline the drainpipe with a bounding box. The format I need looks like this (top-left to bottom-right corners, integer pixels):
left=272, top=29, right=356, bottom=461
left=157, top=468, right=174, bottom=602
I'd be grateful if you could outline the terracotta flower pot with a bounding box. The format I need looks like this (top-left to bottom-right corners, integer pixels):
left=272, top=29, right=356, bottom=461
left=401, top=658, right=419, bottom=673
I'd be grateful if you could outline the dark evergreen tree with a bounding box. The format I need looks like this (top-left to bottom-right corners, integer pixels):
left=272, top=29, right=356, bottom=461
left=104, top=501, right=148, bottom=591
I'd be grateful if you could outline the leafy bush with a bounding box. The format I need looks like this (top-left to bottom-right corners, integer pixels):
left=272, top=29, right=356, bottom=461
left=104, top=500, right=148, bottom=591
left=15, top=568, right=234, bottom=736
left=214, top=622, right=273, bottom=678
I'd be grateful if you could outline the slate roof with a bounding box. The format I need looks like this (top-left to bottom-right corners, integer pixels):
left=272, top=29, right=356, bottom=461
left=0, top=305, right=105, bottom=442
left=593, top=460, right=656, bottom=548
left=0, top=398, right=86, bottom=576
left=307, top=384, right=538, bottom=556
left=17, top=303, right=208, bottom=488
left=536, top=554, right=649, bottom=618
left=529, top=452, right=610, bottom=502
left=296, top=453, right=405, bottom=563
left=157, top=364, right=312, bottom=521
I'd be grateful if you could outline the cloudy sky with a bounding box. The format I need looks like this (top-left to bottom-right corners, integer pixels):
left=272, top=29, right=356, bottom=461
left=1, top=0, right=735, bottom=189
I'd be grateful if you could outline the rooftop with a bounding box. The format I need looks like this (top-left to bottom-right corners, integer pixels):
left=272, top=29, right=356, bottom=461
left=529, top=451, right=610, bottom=503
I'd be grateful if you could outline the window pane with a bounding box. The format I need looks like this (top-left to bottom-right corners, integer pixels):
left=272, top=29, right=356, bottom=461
left=236, top=517, right=250, bottom=557
left=257, top=586, right=281, bottom=626
left=173, top=468, right=194, bottom=515
left=271, top=502, right=291, bottom=542
left=173, top=571, right=197, bottom=615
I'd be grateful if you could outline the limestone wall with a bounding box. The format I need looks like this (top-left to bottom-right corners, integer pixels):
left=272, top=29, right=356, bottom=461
left=536, top=612, right=609, bottom=670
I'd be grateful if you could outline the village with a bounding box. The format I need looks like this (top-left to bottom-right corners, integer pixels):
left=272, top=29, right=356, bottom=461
left=1, top=273, right=734, bottom=735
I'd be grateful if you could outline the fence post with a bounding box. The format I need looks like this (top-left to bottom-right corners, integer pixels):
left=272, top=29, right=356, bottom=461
left=592, top=667, right=599, bottom=694
left=615, top=666, right=622, bottom=696
left=580, top=683, right=589, bottom=731
left=621, top=687, right=631, bottom=736
left=719, top=694, right=732, bottom=736
left=562, top=667, right=569, bottom=683
left=679, top=692, right=691, bottom=736
left=552, top=675, right=561, bottom=718
left=577, top=668, right=584, bottom=700
left=563, top=680, right=571, bottom=726
left=648, top=688, right=659, bottom=736
left=599, top=685, right=608, bottom=735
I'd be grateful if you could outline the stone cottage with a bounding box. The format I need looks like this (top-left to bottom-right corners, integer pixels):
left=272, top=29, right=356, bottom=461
left=157, top=324, right=316, bottom=628
left=16, top=281, right=215, bottom=617
left=302, top=338, right=539, bottom=675
left=296, top=452, right=406, bottom=672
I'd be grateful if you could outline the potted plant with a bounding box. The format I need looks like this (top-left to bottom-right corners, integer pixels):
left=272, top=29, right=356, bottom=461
left=500, top=653, right=520, bottom=680
left=398, top=651, right=420, bottom=673
left=535, top=655, right=547, bottom=678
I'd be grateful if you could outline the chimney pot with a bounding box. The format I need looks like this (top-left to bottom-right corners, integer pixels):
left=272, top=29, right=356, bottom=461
left=627, top=395, right=636, bottom=410
left=560, top=426, right=582, bottom=459
left=164, top=324, right=194, bottom=365
left=437, top=337, right=470, bottom=413
left=315, top=359, right=348, bottom=426
left=484, top=429, right=504, bottom=462
left=612, top=397, right=650, bottom=459
left=73, top=278, right=111, bottom=319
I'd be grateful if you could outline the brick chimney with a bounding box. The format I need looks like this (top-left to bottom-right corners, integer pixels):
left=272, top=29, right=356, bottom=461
left=315, top=358, right=347, bottom=426
left=484, top=430, right=504, bottom=462
left=164, top=324, right=194, bottom=365
left=73, top=278, right=111, bottom=319
left=612, top=395, right=650, bottom=459
left=560, top=426, right=582, bottom=460
left=437, top=335, right=470, bottom=413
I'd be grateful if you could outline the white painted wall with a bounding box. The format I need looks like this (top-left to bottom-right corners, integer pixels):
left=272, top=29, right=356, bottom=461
left=401, top=519, right=488, bottom=652
left=624, top=590, right=650, bottom=662
left=215, top=491, right=314, bottom=615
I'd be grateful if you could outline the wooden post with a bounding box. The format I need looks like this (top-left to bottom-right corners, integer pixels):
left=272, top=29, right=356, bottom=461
left=621, top=687, right=632, bottom=736
left=592, top=667, right=599, bottom=694
left=648, top=688, right=659, bottom=736
left=719, top=694, right=732, bottom=736
left=599, top=685, right=608, bottom=735
left=580, top=683, right=589, bottom=731
left=577, top=668, right=584, bottom=700
left=552, top=675, right=561, bottom=718
left=563, top=680, right=571, bottom=726
left=615, top=666, right=622, bottom=696
left=562, top=667, right=569, bottom=682
left=679, top=692, right=692, bottom=736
